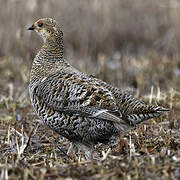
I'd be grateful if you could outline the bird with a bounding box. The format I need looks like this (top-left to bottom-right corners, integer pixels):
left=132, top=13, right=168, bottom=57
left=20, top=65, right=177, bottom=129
left=28, top=18, right=168, bottom=157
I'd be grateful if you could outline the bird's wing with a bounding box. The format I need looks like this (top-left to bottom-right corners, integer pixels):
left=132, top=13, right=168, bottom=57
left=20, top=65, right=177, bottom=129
left=33, top=72, right=122, bottom=124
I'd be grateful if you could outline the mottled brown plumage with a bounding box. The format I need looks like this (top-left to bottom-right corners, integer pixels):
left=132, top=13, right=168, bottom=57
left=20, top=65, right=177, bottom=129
left=28, top=18, right=168, bottom=156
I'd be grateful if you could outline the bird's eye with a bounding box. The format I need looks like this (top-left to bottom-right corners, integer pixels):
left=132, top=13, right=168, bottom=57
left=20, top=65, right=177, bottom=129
left=38, top=23, right=43, bottom=27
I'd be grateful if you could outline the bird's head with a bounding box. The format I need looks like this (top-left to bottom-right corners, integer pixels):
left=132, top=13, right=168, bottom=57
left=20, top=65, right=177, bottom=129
left=28, top=18, right=64, bottom=47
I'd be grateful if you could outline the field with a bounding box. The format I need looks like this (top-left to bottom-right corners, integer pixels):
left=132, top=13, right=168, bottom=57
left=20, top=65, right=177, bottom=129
left=0, top=0, right=180, bottom=179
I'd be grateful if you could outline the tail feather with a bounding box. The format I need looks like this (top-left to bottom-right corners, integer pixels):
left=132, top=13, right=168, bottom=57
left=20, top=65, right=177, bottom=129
left=153, top=106, right=169, bottom=113
left=125, top=106, right=169, bottom=125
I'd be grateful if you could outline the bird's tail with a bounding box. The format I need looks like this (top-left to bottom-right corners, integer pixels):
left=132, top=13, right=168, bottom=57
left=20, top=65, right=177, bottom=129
left=116, top=105, right=169, bottom=132
left=125, top=105, right=169, bottom=126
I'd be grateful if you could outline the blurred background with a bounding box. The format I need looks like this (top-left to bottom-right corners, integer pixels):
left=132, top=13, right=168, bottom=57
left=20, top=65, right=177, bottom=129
left=0, top=0, right=180, bottom=101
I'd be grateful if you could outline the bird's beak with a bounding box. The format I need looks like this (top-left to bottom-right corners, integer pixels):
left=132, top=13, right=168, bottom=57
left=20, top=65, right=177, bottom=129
left=28, top=25, right=34, bottom=31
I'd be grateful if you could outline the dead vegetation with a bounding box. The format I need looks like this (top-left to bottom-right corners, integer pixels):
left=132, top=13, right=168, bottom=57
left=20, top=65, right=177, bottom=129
left=0, top=0, right=180, bottom=179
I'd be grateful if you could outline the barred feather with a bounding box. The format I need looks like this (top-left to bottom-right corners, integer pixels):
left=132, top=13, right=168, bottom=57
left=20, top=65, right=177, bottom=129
left=28, top=18, right=168, bottom=154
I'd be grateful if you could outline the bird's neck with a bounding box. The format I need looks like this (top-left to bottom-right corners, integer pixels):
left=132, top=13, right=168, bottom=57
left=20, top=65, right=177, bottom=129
left=41, top=44, right=64, bottom=60
left=44, top=31, right=64, bottom=59
left=30, top=42, right=69, bottom=85
left=30, top=32, right=67, bottom=85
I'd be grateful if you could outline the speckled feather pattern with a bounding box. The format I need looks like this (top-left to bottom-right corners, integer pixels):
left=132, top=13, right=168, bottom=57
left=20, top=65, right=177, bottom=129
left=29, top=18, right=168, bottom=150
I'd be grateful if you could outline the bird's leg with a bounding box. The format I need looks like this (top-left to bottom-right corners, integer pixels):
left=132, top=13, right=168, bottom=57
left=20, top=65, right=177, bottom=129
left=74, top=143, right=95, bottom=160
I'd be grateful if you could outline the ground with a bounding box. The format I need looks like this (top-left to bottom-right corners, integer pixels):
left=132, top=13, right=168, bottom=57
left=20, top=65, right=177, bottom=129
left=0, top=53, right=179, bottom=179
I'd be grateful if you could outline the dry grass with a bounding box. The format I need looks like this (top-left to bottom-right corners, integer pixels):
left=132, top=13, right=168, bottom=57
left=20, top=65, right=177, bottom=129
left=0, top=0, right=180, bottom=179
